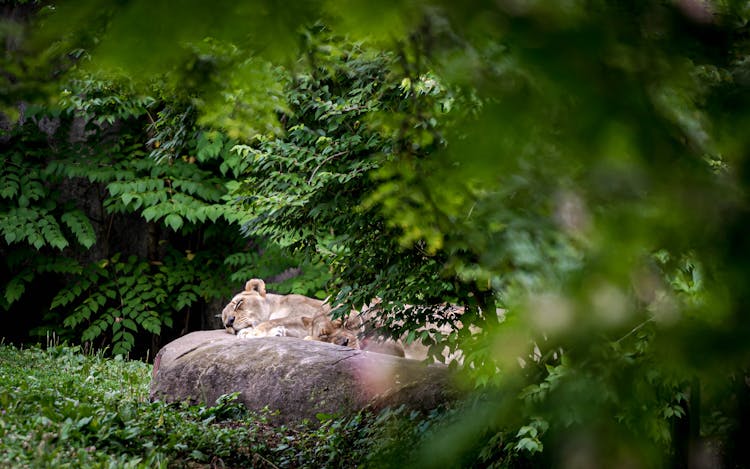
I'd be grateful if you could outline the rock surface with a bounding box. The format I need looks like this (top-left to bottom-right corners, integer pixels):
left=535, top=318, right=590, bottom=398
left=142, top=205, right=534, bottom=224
left=149, top=330, right=459, bottom=424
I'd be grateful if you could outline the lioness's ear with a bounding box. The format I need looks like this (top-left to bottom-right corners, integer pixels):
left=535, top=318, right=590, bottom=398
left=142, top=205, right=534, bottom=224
left=301, top=316, right=313, bottom=327
left=244, top=278, right=267, bottom=297
left=331, top=318, right=343, bottom=328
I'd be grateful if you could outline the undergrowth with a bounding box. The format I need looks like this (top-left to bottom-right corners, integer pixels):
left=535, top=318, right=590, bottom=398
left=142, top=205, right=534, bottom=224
left=0, top=343, right=454, bottom=468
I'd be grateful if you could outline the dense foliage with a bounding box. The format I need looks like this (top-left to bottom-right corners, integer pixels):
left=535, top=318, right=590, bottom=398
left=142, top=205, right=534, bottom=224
left=0, top=47, right=328, bottom=356
left=3, top=0, right=750, bottom=467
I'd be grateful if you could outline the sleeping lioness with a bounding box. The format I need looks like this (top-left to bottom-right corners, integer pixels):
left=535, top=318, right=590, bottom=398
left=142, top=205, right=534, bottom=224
left=221, top=279, right=328, bottom=334
left=222, top=279, right=362, bottom=347
left=237, top=312, right=359, bottom=348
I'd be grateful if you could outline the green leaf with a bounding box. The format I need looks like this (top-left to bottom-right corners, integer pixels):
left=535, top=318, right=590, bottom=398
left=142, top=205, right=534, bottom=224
left=122, top=331, right=135, bottom=345
left=196, top=131, right=225, bottom=161
left=141, top=206, right=161, bottom=222
left=141, top=317, right=161, bottom=334
left=122, top=319, right=138, bottom=331
left=0, top=174, right=19, bottom=199
left=40, top=215, right=69, bottom=250
left=164, top=213, right=183, bottom=231
left=82, top=324, right=102, bottom=342
left=4, top=276, right=27, bottom=305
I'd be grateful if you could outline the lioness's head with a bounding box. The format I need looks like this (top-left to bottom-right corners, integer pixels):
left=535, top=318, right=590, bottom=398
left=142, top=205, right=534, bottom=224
left=221, top=279, right=271, bottom=334
left=304, top=315, right=360, bottom=348
left=321, top=325, right=359, bottom=348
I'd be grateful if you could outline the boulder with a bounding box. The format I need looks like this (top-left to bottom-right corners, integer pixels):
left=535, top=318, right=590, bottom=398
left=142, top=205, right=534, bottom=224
left=149, top=330, right=459, bottom=424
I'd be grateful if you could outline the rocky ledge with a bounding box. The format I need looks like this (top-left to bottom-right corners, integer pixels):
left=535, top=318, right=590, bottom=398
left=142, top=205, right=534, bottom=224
left=149, top=330, right=459, bottom=424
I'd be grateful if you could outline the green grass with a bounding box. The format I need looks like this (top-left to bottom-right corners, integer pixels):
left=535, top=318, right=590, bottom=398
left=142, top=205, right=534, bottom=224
left=0, top=343, right=455, bottom=468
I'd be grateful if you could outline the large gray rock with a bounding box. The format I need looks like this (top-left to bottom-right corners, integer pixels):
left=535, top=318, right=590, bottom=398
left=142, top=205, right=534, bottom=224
left=149, top=330, right=459, bottom=424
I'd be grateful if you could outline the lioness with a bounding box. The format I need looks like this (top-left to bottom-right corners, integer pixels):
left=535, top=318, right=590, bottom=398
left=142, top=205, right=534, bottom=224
left=221, top=278, right=328, bottom=335
left=343, top=300, right=477, bottom=362
left=308, top=314, right=360, bottom=348
left=238, top=312, right=360, bottom=348
left=222, top=279, right=360, bottom=346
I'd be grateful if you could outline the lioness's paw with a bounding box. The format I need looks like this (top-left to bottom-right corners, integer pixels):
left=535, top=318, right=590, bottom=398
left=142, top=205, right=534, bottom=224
left=236, top=328, right=255, bottom=339
left=269, top=326, right=287, bottom=337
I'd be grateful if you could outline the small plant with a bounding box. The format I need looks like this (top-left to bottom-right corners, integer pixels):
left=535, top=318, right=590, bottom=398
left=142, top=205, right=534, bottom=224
left=49, top=254, right=172, bottom=355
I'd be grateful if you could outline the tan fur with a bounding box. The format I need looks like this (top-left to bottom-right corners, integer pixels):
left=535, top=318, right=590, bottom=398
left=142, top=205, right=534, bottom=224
left=309, top=315, right=359, bottom=348
left=221, top=278, right=328, bottom=335
left=346, top=300, right=481, bottom=362
left=221, top=279, right=366, bottom=350
left=235, top=310, right=360, bottom=349
left=244, top=278, right=267, bottom=296
left=222, top=279, right=491, bottom=360
left=360, top=337, right=405, bottom=357
left=237, top=316, right=306, bottom=338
